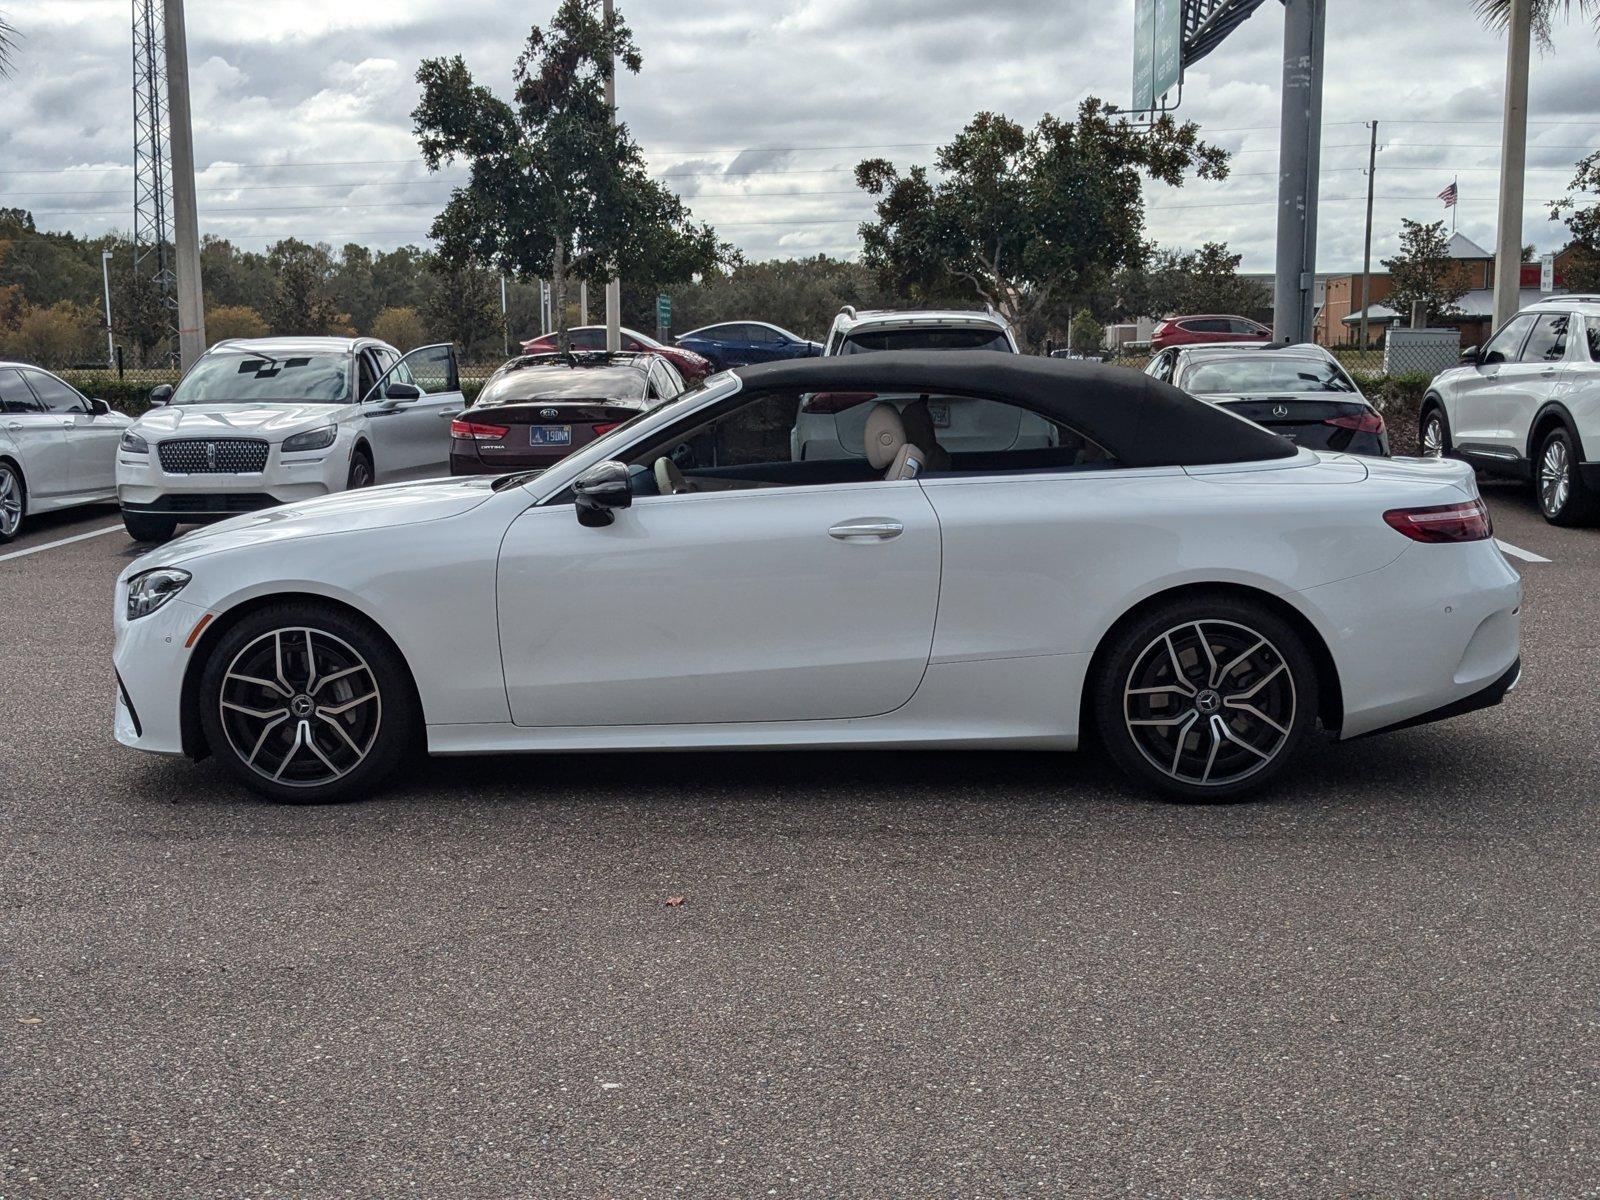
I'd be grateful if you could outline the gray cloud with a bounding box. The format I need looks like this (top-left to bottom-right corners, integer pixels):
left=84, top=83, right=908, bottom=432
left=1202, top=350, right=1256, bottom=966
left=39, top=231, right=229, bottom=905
left=1, top=0, right=1596, bottom=268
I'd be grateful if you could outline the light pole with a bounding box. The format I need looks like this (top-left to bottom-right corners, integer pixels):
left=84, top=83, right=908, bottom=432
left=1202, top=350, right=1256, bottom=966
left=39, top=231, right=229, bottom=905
left=602, top=0, right=622, bottom=353
left=100, top=249, right=116, bottom=367
left=163, top=0, right=205, bottom=366
left=1492, top=0, right=1533, bottom=330
left=1271, top=0, right=1326, bottom=345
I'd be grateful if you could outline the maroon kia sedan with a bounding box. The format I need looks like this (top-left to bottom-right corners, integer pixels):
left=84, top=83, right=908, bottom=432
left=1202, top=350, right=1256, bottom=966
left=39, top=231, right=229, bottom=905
left=450, top=352, right=687, bottom=476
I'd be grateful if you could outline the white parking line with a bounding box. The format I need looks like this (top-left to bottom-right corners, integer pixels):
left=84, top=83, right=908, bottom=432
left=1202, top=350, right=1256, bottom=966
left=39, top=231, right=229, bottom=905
left=1496, top=539, right=1552, bottom=564
left=0, top=524, right=124, bottom=565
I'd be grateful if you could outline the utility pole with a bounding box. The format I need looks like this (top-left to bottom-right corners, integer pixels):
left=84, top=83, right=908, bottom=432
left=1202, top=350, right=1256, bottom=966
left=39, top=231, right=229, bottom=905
left=580, top=281, right=589, bottom=327
left=1358, top=120, right=1377, bottom=355
left=1271, top=0, right=1325, bottom=345
left=101, top=249, right=116, bottom=367
left=602, top=0, right=622, bottom=353
left=499, top=274, right=509, bottom=358
left=1493, top=0, right=1532, bottom=331
left=163, top=0, right=204, bottom=368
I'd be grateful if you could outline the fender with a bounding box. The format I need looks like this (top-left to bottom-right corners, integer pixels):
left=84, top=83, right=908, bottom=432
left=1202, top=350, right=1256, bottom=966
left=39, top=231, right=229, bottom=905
left=1526, top=399, right=1586, bottom=462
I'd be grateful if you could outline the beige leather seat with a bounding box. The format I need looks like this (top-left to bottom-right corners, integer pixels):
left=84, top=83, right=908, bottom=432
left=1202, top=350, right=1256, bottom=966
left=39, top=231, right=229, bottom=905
left=863, top=402, right=926, bottom=481
left=899, top=397, right=951, bottom=471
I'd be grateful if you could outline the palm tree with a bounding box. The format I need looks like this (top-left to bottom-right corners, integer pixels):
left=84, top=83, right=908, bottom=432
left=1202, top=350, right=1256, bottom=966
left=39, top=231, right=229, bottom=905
left=0, top=13, right=17, bottom=78
left=1474, top=0, right=1600, bottom=45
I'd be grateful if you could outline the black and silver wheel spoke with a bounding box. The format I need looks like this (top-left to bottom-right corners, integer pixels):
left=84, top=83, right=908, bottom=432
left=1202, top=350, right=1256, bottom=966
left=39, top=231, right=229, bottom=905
left=0, top=467, right=21, bottom=536
left=1541, top=438, right=1570, bottom=516
left=1124, top=620, right=1296, bottom=788
left=219, top=627, right=381, bottom=788
left=1421, top=416, right=1445, bottom=458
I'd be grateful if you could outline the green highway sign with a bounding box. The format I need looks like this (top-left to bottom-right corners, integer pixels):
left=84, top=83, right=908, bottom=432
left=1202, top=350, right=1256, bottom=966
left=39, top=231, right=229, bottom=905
left=1132, top=0, right=1183, bottom=113
left=655, top=293, right=671, bottom=329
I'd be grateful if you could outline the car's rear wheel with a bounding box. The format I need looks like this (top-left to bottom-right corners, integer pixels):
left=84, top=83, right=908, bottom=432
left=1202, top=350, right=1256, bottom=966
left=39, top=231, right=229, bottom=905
left=0, top=461, right=25, bottom=544
left=1419, top=403, right=1450, bottom=459
left=197, top=603, right=418, bottom=804
left=122, top=510, right=178, bottom=543
left=1535, top=425, right=1599, bottom=526
left=1092, top=595, right=1318, bottom=802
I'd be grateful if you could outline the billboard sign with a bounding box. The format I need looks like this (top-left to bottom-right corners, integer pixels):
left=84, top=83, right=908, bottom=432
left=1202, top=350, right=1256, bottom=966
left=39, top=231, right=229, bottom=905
left=1133, top=0, right=1183, bottom=113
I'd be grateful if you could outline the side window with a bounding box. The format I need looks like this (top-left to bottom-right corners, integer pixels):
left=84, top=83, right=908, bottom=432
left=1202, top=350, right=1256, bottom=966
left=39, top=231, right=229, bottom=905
left=660, top=360, right=685, bottom=397
left=741, top=324, right=776, bottom=343
left=19, top=369, right=87, bottom=414
left=1587, top=316, right=1600, bottom=363
left=1151, top=351, right=1175, bottom=383
left=1482, top=313, right=1537, bottom=364
left=1185, top=319, right=1229, bottom=335
left=570, top=329, right=603, bottom=350
left=357, top=352, right=380, bottom=401
left=0, top=368, right=41, bottom=413
left=643, top=364, right=661, bottom=400
left=1519, top=313, right=1569, bottom=363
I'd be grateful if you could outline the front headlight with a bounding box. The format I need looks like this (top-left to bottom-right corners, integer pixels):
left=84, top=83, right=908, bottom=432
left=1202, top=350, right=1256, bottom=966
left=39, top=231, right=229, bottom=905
left=282, top=425, right=337, bottom=453
left=120, top=429, right=149, bottom=454
left=126, top=568, right=191, bottom=621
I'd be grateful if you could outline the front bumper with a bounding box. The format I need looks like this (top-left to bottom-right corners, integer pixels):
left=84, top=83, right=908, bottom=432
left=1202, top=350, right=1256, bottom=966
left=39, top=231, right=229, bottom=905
left=117, top=440, right=348, bottom=521
left=113, top=593, right=209, bottom=756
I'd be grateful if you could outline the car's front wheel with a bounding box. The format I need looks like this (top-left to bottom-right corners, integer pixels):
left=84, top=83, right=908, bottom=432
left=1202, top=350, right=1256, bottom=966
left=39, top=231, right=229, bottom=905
left=1091, top=595, right=1318, bottom=802
left=1535, top=425, right=1599, bottom=526
left=0, top=461, right=26, bottom=544
left=122, top=510, right=178, bottom=543
left=197, top=603, right=419, bottom=803
left=347, top=448, right=374, bottom=490
left=1419, top=402, right=1451, bottom=459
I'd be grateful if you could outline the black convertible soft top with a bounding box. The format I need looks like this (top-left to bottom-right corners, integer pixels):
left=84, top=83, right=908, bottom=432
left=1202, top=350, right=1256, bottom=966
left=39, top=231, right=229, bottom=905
left=733, top=350, right=1297, bottom=468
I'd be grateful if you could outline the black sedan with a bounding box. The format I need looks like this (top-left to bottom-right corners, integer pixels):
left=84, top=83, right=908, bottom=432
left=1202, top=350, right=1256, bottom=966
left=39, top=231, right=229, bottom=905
left=450, top=352, right=686, bottom=475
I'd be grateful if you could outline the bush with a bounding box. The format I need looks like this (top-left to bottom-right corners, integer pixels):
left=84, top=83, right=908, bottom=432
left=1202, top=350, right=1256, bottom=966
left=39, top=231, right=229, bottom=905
left=206, top=305, right=268, bottom=344
left=1365, top=373, right=1431, bottom=456
left=1, top=300, right=102, bottom=367
left=371, top=306, right=426, bottom=349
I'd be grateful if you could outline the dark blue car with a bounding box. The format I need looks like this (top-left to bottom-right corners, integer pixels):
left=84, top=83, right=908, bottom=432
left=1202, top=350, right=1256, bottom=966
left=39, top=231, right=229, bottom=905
left=673, top=321, right=822, bottom=371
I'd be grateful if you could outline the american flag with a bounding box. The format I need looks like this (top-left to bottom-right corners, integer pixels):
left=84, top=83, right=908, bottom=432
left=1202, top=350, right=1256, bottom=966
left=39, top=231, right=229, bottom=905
left=1438, top=181, right=1458, bottom=208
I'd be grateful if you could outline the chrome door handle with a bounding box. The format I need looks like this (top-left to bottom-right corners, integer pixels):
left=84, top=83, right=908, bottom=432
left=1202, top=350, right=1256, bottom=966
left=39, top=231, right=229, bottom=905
left=828, top=519, right=903, bottom=540
left=4, top=421, right=21, bottom=432
left=440, top=410, right=460, bottom=419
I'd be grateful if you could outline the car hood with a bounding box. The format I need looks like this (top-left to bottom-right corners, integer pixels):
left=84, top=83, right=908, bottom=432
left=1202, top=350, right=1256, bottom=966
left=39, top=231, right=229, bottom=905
left=121, top=476, right=499, bottom=574
left=133, top=402, right=352, bottom=440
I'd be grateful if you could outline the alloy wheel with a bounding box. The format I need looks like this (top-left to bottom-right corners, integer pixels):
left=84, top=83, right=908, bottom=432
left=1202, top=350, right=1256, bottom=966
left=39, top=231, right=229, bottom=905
left=1540, top=436, right=1570, bottom=517
left=218, top=627, right=382, bottom=788
left=0, top=466, right=20, bottom=537
left=1421, top=413, right=1445, bottom=458
left=349, top=456, right=373, bottom=489
left=1123, top=620, right=1296, bottom=788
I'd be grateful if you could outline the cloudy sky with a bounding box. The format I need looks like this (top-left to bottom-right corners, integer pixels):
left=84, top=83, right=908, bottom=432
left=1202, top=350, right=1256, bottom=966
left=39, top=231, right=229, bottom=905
left=1, top=0, right=1597, bottom=271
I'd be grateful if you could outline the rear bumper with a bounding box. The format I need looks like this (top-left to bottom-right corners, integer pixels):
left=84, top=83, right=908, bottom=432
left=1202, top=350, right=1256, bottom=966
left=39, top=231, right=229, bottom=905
left=450, top=447, right=570, bottom=475
left=1353, top=657, right=1521, bottom=739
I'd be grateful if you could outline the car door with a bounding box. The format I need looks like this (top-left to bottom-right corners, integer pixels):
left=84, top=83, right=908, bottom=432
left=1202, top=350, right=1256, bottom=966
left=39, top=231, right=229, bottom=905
left=493, top=390, right=942, bottom=728
left=1452, top=312, right=1536, bottom=451
left=362, top=344, right=462, bottom=478
left=1496, top=312, right=1572, bottom=454
left=20, top=368, right=122, bottom=498
left=0, top=367, right=72, bottom=502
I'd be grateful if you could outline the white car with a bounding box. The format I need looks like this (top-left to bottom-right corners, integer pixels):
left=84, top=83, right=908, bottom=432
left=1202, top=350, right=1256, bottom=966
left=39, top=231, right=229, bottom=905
left=116, top=336, right=462, bottom=542
left=113, top=352, right=1521, bottom=806
left=1420, top=295, right=1600, bottom=524
left=795, top=307, right=1033, bottom=461
left=0, top=361, right=132, bottom=543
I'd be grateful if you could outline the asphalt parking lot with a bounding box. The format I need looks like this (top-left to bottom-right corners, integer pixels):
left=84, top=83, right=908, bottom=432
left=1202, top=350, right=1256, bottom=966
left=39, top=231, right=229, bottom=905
left=3, top=481, right=1597, bottom=1198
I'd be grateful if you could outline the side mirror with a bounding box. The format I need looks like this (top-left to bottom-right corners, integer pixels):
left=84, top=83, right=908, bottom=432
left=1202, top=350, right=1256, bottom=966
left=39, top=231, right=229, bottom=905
left=1460, top=346, right=1481, bottom=365
left=376, top=381, right=422, bottom=408
left=573, top=460, right=633, bottom=527
left=90, top=397, right=111, bottom=416
left=148, top=384, right=173, bottom=406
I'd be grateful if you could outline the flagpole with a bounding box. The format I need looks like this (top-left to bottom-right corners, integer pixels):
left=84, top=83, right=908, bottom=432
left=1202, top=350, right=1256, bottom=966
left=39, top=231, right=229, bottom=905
left=1452, top=175, right=1458, bottom=235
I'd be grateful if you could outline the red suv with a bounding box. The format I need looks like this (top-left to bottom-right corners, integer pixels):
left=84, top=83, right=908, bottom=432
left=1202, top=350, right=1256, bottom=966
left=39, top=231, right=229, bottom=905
left=1151, top=314, right=1271, bottom=351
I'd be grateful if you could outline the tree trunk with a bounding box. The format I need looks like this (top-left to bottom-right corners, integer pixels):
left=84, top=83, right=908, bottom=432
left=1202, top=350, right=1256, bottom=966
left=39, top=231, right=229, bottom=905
left=552, top=236, right=569, bottom=351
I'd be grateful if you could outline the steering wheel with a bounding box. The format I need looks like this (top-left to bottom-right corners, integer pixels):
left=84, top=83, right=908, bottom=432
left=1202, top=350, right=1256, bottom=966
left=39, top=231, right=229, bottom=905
left=654, top=456, right=690, bottom=495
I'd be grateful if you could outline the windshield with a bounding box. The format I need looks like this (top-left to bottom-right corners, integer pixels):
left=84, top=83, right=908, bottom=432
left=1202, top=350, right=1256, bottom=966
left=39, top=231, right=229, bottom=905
left=172, top=351, right=351, bottom=404
left=477, top=367, right=646, bottom=404
left=1182, top=357, right=1356, bottom=395
left=840, top=327, right=1011, bottom=354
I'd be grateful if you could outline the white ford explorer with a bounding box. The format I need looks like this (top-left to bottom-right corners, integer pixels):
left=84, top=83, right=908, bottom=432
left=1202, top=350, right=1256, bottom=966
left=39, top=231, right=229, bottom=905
left=116, top=336, right=461, bottom=542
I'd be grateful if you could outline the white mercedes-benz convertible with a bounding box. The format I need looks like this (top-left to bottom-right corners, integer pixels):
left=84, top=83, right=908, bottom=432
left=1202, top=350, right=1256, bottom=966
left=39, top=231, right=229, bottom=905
left=113, top=353, right=1522, bottom=804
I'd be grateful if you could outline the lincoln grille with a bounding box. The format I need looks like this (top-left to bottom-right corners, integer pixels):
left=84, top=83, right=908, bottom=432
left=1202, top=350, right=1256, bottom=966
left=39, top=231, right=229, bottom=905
left=158, top=438, right=270, bottom=474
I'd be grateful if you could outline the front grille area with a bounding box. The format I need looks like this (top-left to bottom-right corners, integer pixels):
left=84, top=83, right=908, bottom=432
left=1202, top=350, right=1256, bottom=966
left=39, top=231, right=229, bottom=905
left=127, top=493, right=280, bottom=514
left=158, top=437, right=270, bottom=475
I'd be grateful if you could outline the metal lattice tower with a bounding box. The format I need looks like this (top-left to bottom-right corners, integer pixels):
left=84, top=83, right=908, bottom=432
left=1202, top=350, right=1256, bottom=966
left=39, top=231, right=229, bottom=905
left=131, top=0, right=177, bottom=361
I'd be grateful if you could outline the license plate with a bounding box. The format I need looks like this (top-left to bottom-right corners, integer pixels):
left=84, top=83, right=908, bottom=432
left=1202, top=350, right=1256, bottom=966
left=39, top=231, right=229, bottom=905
left=927, top=400, right=951, bottom=428
left=529, top=425, right=571, bottom=446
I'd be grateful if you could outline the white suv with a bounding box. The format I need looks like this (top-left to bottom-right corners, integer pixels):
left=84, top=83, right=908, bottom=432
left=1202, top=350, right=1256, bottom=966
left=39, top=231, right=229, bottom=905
left=794, top=307, right=1041, bottom=461
left=117, top=336, right=461, bottom=542
left=1421, top=296, right=1600, bottom=524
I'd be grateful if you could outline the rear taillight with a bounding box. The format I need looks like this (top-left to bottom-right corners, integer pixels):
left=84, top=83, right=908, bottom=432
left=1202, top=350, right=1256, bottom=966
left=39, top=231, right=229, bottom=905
left=592, top=422, right=621, bottom=436
left=450, top=418, right=510, bottom=441
left=1383, top=499, right=1492, bottom=543
left=1325, top=410, right=1386, bottom=435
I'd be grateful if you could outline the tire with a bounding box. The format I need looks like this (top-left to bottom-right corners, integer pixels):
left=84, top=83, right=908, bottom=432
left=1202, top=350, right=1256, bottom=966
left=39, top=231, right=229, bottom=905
left=347, top=448, right=374, bottom=490
left=1534, top=425, right=1600, bottom=526
left=1419, top=402, right=1451, bottom=459
left=198, top=602, right=419, bottom=804
left=1091, top=594, right=1319, bottom=803
left=0, top=460, right=25, bottom=544
left=122, top=509, right=178, bottom=543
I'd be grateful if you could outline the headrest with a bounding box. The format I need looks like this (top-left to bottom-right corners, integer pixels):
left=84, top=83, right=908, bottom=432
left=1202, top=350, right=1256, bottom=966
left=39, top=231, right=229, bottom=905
left=863, top=402, right=906, bottom=469
left=899, top=398, right=950, bottom=471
